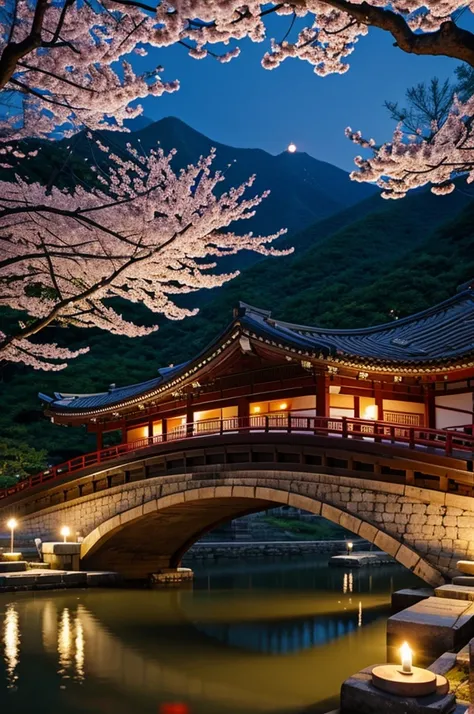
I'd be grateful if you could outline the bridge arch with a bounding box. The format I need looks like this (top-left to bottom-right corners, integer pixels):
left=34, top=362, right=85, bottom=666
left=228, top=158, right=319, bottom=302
left=79, top=481, right=444, bottom=586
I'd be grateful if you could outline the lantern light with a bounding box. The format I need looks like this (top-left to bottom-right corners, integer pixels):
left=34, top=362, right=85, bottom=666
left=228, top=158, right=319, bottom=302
left=6, top=518, right=18, bottom=554
left=60, top=526, right=71, bottom=543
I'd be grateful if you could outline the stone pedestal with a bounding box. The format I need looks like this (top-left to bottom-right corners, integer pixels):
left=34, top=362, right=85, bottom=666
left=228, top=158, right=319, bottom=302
left=150, top=567, right=194, bottom=586
left=1, top=552, right=23, bottom=562
left=340, top=666, right=455, bottom=714
left=42, top=542, right=81, bottom=571
left=388, top=596, right=474, bottom=661
left=391, top=588, right=433, bottom=615
left=0, top=560, right=27, bottom=573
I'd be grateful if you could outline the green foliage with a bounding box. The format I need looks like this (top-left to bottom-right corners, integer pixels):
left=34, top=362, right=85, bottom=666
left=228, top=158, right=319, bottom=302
left=263, top=516, right=350, bottom=540
left=2, top=181, right=474, bottom=467
left=0, top=435, right=47, bottom=488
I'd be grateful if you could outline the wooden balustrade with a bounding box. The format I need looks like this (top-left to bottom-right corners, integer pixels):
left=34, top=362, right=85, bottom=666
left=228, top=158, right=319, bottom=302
left=1, top=416, right=473, bottom=501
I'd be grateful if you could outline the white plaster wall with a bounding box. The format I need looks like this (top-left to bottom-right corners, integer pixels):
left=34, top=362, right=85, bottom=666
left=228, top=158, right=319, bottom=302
left=435, top=392, right=473, bottom=429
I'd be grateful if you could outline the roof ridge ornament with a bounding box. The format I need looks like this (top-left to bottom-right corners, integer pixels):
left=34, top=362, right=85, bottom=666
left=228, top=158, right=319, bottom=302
left=234, top=302, right=272, bottom=320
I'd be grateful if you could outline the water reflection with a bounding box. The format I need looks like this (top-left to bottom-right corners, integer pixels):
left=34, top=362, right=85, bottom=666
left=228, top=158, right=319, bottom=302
left=342, top=572, right=353, bottom=594
left=0, top=557, right=423, bottom=714
left=3, top=604, right=19, bottom=689
left=75, top=613, right=85, bottom=682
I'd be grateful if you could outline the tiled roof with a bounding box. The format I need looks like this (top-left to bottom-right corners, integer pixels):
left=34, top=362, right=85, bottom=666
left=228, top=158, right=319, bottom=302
left=39, top=288, right=474, bottom=414
left=239, top=290, right=474, bottom=366
left=39, top=363, right=187, bottom=411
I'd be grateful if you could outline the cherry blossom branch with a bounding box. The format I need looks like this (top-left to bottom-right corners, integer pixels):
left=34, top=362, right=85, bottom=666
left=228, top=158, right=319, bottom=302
left=0, top=145, right=290, bottom=369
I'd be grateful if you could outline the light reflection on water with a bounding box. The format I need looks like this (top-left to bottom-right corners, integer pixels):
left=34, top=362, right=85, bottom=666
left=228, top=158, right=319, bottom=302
left=3, top=604, right=19, bottom=689
left=0, top=556, right=422, bottom=714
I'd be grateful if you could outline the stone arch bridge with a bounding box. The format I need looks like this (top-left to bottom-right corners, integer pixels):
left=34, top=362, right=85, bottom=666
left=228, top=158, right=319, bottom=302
left=2, top=429, right=474, bottom=586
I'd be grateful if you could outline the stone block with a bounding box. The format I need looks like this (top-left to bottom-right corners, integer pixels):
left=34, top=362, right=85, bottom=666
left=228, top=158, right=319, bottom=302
left=445, top=494, right=470, bottom=510
left=232, top=486, right=255, bottom=499
left=338, top=512, right=362, bottom=535
left=396, top=545, right=421, bottom=571
left=359, top=522, right=378, bottom=543
left=340, top=666, right=455, bottom=714
left=413, top=560, right=445, bottom=587
left=374, top=531, right=400, bottom=557
left=41, top=542, right=81, bottom=555
left=288, top=493, right=320, bottom=514
left=62, top=571, right=88, bottom=587
left=435, top=584, right=474, bottom=602
left=0, top=561, right=27, bottom=573
left=391, top=588, right=433, bottom=615
left=4, top=573, right=38, bottom=586
left=457, top=561, right=474, bottom=575
left=35, top=573, right=65, bottom=584
left=452, top=577, right=474, bottom=587
left=86, top=571, right=121, bottom=587
left=388, top=596, right=474, bottom=658
left=321, top=503, right=342, bottom=525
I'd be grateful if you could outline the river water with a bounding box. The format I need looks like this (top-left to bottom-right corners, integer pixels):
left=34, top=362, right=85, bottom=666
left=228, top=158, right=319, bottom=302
left=0, top=556, right=422, bottom=714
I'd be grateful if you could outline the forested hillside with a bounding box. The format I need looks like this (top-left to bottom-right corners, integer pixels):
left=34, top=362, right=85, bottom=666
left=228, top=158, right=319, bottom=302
left=2, top=177, right=474, bottom=477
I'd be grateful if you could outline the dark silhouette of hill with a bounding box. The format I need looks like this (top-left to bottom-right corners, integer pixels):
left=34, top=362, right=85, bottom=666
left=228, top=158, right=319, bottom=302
left=69, top=115, right=378, bottom=242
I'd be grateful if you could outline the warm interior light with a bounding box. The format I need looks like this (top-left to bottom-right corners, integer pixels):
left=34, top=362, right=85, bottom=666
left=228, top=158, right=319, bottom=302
left=60, top=526, right=71, bottom=543
left=181, top=417, right=186, bottom=425
left=363, top=404, right=378, bottom=420
left=253, top=406, right=261, bottom=413
left=279, top=402, right=288, bottom=410
left=400, top=642, right=413, bottom=674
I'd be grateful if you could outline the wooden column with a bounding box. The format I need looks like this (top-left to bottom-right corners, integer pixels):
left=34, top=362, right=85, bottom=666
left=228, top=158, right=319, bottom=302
left=238, top=397, right=249, bottom=428
left=424, top=385, right=436, bottom=429
left=354, top=396, right=360, bottom=419
left=186, top=394, right=194, bottom=436
left=374, top=383, right=383, bottom=421
left=316, top=373, right=328, bottom=417
left=148, top=419, right=153, bottom=443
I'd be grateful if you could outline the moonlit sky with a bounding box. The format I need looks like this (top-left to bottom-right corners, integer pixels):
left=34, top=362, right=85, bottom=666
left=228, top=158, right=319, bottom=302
left=136, top=14, right=471, bottom=171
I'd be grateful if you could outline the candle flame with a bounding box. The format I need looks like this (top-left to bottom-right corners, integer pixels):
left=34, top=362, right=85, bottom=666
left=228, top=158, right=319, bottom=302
left=400, top=642, right=412, bottom=659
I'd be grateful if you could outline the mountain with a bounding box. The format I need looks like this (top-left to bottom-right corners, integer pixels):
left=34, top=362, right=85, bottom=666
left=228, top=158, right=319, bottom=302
left=66, top=116, right=378, bottom=242
left=123, top=115, right=155, bottom=131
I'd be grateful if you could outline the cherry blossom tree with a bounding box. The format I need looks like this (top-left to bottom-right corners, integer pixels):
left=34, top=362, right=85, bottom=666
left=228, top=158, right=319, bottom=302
left=0, top=142, right=288, bottom=370
left=2, top=0, right=474, bottom=196
left=2, top=0, right=474, bottom=371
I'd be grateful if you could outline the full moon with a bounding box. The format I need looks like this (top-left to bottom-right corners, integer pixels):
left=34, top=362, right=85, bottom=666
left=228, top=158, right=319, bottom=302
left=287, top=142, right=297, bottom=153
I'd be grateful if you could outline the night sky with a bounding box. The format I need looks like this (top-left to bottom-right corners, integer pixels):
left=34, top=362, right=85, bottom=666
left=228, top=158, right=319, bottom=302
left=137, top=15, right=467, bottom=171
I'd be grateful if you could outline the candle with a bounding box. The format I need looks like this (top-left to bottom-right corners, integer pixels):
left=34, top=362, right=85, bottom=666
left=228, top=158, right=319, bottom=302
left=400, top=642, right=413, bottom=674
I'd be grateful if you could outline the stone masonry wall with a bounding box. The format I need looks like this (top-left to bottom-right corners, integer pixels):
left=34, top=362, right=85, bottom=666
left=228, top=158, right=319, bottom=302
left=9, top=469, right=474, bottom=585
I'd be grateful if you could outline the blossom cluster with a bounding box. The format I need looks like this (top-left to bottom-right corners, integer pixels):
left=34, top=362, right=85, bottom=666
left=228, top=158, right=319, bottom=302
left=0, top=144, right=290, bottom=368
left=346, top=93, right=474, bottom=198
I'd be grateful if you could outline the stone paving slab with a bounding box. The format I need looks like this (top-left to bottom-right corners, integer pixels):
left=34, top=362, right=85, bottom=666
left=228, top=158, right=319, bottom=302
left=391, top=588, right=434, bottom=615
left=0, top=561, right=27, bottom=573
left=329, top=552, right=396, bottom=568
left=388, top=597, right=474, bottom=658
left=435, top=585, right=474, bottom=602
left=0, top=569, right=120, bottom=592
left=452, top=576, right=474, bottom=587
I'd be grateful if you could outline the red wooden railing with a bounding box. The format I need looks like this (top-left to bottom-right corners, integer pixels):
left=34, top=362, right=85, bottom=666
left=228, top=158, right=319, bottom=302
left=1, top=415, right=473, bottom=501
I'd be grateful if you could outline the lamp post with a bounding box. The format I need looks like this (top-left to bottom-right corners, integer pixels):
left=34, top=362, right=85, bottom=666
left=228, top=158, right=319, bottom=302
left=60, top=526, right=71, bottom=543
left=6, top=518, right=17, bottom=554
left=347, top=541, right=353, bottom=556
